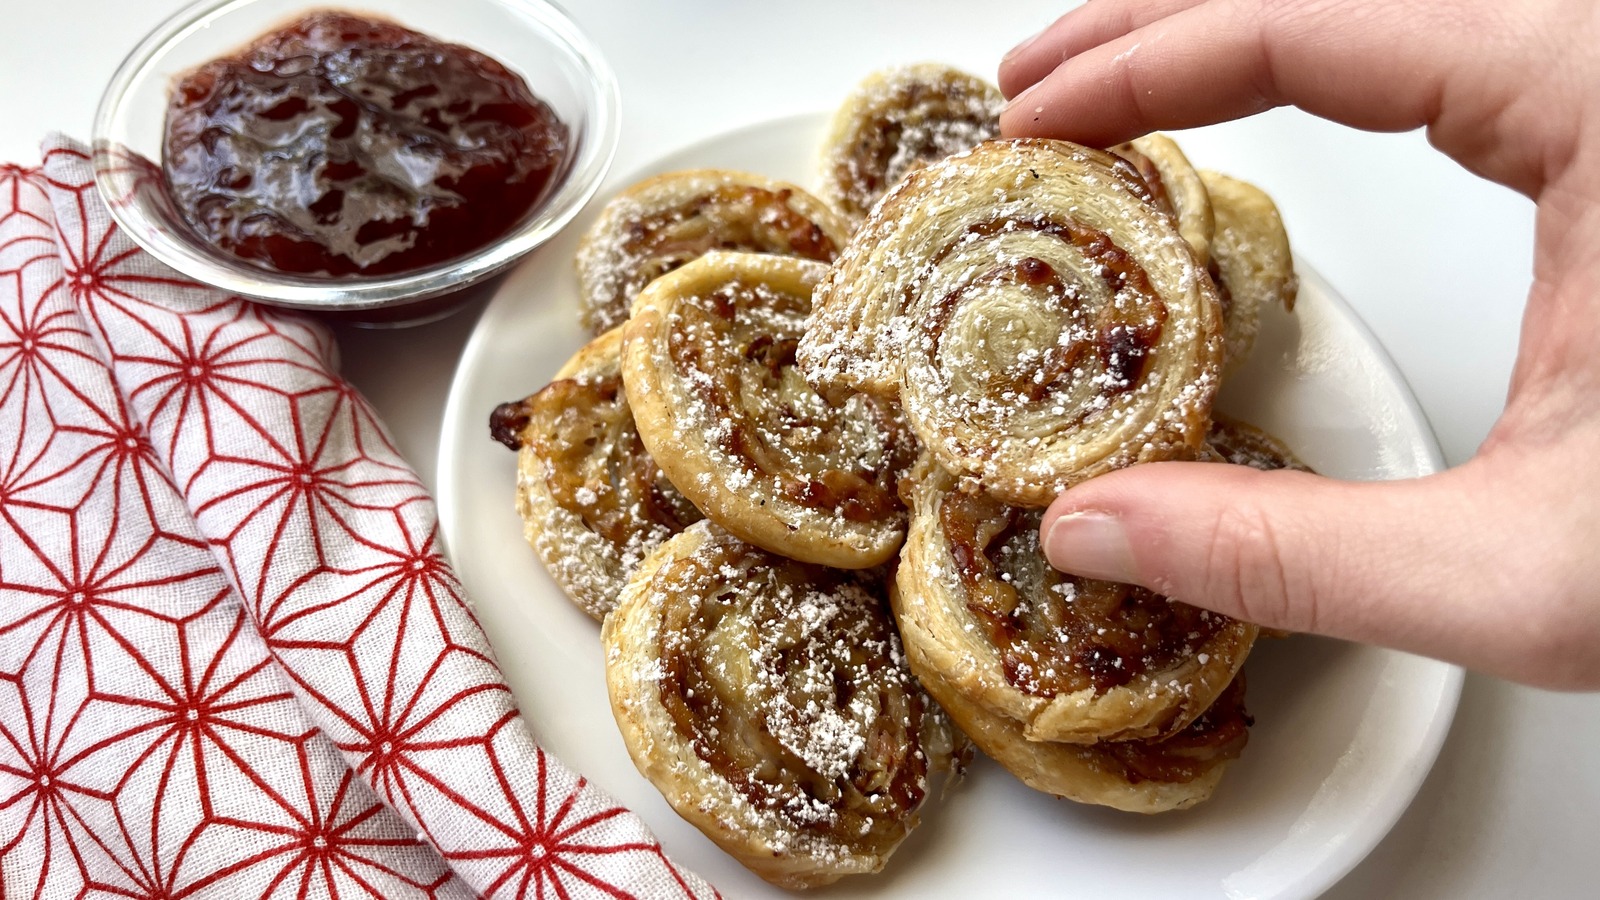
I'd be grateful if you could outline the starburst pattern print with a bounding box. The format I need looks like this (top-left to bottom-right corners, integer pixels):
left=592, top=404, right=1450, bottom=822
left=0, top=141, right=716, bottom=900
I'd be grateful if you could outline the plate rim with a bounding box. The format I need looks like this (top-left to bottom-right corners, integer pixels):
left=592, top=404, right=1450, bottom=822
left=434, top=111, right=1465, bottom=900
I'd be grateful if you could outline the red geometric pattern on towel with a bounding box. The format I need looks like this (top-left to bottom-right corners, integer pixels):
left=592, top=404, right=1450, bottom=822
left=0, top=141, right=717, bottom=900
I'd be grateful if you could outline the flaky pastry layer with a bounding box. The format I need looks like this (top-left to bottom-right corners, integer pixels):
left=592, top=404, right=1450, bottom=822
left=818, top=63, right=1004, bottom=225
left=1200, top=171, right=1298, bottom=375
left=489, top=327, right=700, bottom=619
left=603, top=522, right=964, bottom=888
left=1113, top=133, right=1215, bottom=269
left=893, top=463, right=1256, bottom=744
left=622, top=252, right=910, bottom=568
left=898, top=601, right=1250, bottom=814
left=575, top=168, right=849, bottom=334
left=800, top=138, right=1225, bottom=507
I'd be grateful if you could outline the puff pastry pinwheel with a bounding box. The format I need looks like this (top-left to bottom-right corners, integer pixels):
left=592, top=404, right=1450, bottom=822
left=818, top=63, right=1004, bottom=225
left=1200, top=171, right=1298, bottom=374
left=1207, top=412, right=1312, bottom=473
left=892, top=462, right=1256, bottom=745
left=575, top=169, right=850, bottom=335
left=799, top=139, right=1225, bottom=507
left=489, top=327, right=702, bottom=620
left=622, top=251, right=911, bottom=568
left=603, top=521, right=965, bottom=889
left=1112, top=133, right=1215, bottom=268
left=904, top=626, right=1251, bottom=813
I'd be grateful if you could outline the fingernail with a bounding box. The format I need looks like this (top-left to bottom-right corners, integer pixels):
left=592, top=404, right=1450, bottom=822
left=1044, top=511, right=1138, bottom=582
left=1002, top=29, right=1044, bottom=64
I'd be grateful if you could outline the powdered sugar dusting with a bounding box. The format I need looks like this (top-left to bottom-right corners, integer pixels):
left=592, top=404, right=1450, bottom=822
left=805, top=139, right=1222, bottom=506
left=575, top=171, right=848, bottom=334
left=513, top=336, right=702, bottom=619
left=612, top=523, right=959, bottom=880
left=820, top=64, right=1005, bottom=224
left=643, top=256, right=908, bottom=560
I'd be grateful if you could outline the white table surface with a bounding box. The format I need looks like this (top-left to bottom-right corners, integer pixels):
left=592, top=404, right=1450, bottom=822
left=4, top=0, right=1594, bottom=896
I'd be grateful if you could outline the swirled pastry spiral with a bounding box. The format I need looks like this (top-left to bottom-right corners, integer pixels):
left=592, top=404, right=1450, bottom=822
left=818, top=63, right=1004, bottom=225
left=893, top=461, right=1256, bottom=744
left=603, top=521, right=965, bottom=889
left=901, top=623, right=1251, bottom=813
left=575, top=169, right=850, bottom=334
left=1201, top=171, right=1298, bottom=373
left=800, top=139, right=1225, bottom=507
left=488, top=328, right=701, bottom=620
left=622, top=251, right=911, bottom=568
left=1112, top=134, right=1214, bottom=268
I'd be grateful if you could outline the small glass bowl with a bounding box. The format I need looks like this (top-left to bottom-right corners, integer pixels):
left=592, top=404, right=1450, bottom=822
left=92, top=0, right=619, bottom=323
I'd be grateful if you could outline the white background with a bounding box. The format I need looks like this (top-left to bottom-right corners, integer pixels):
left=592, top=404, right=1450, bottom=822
left=1, top=0, right=1594, bottom=896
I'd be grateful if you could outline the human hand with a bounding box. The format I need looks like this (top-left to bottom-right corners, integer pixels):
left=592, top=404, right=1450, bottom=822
left=1000, top=0, right=1600, bottom=689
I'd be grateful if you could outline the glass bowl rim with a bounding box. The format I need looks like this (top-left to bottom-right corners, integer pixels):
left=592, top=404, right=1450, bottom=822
left=90, top=0, right=621, bottom=311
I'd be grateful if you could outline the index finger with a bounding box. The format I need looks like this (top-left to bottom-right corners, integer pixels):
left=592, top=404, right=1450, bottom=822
left=997, top=0, right=1454, bottom=149
left=998, top=0, right=1205, bottom=99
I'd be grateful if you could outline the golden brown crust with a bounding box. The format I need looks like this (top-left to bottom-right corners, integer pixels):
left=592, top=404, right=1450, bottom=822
left=1112, top=134, right=1215, bottom=268
left=818, top=63, right=1004, bottom=225
left=603, top=522, right=964, bottom=889
left=1207, top=412, right=1312, bottom=473
left=800, top=138, right=1225, bottom=507
left=621, top=252, right=910, bottom=568
left=574, top=169, right=850, bottom=335
left=1200, top=171, right=1298, bottom=375
left=893, top=463, right=1256, bottom=744
left=897, top=603, right=1250, bottom=813
left=488, top=328, right=701, bottom=620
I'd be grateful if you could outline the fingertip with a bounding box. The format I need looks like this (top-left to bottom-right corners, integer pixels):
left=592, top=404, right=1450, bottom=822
left=999, top=0, right=1204, bottom=99
left=1037, top=462, right=1314, bottom=629
left=1035, top=464, right=1227, bottom=582
left=1034, top=456, right=1585, bottom=686
left=997, top=82, right=1050, bottom=139
left=996, top=42, right=1151, bottom=145
left=1000, top=7, right=1289, bottom=145
left=1040, top=508, right=1140, bottom=583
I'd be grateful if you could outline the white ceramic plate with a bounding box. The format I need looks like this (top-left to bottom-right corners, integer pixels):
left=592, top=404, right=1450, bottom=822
left=437, top=113, right=1463, bottom=900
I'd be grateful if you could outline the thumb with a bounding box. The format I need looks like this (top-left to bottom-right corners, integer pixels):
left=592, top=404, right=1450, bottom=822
left=1038, top=459, right=1592, bottom=687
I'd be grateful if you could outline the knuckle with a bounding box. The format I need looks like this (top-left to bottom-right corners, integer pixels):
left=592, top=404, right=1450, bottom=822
left=1200, top=501, right=1314, bottom=632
